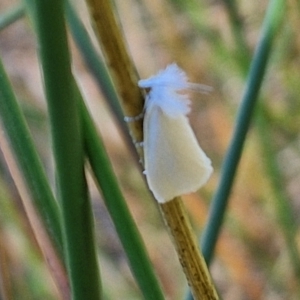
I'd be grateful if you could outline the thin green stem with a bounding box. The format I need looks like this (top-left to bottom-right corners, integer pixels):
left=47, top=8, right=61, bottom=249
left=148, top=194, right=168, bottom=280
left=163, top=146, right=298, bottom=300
left=0, top=57, right=63, bottom=255
left=201, top=0, right=285, bottom=265
left=223, top=0, right=300, bottom=283
left=67, top=4, right=164, bottom=298
left=65, top=2, right=140, bottom=167
left=65, top=2, right=122, bottom=122
left=30, top=0, right=102, bottom=298
left=79, top=92, right=165, bottom=300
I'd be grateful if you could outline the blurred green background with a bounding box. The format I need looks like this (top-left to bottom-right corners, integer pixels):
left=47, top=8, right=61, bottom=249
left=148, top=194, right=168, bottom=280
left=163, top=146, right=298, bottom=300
left=0, top=0, right=300, bottom=299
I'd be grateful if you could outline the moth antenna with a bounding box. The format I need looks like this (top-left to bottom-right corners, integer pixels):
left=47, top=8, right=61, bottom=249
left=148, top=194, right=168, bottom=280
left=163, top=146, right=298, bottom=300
left=186, top=83, right=213, bottom=94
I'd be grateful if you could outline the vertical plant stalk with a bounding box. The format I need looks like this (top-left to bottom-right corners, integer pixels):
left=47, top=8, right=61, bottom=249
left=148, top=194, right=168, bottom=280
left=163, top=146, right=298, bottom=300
left=31, top=0, right=102, bottom=298
left=201, top=0, right=286, bottom=265
left=83, top=0, right=218, bottom=298
left=0, top=54, right=69, bottom=299
left=222, top=0, right=300, bottom=282
left=65, top=2, right=141, bottom=168
left=84, top=0, right=144, bottom=148
left=161, top=199, right=218, bottom=299
left=79, top=96, right=165, bottom=300
left=83, top=0, right=144, bottom=154
left=0, top=57, right=68, bottom=297
left=0, top=132, right=70, bottom=300
left=0, top=58, right=62, bottom=254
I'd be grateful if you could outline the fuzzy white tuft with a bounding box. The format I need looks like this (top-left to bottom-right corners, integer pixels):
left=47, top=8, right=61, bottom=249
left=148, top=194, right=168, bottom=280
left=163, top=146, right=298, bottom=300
left=138, top=63, right=190, bottom=90
left=138, top=63, right=192, bottom=118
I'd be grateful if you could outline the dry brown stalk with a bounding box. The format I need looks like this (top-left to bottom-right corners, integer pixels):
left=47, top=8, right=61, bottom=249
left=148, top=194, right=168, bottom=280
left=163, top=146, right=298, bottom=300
left=83, top=0, right=219, bottom=298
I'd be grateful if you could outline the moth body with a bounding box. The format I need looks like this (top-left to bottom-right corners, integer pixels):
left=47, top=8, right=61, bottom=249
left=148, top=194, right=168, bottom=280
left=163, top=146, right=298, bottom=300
left=138, top=63, right=213, bottom=202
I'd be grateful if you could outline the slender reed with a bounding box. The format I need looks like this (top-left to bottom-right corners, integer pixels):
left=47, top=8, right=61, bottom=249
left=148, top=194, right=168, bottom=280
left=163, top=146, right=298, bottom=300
left=0, top=58, right=62, bottom=255
left=222, top=0, right=300, bottom=281
left=30, top=0, right=102, bottom=298
left=65, top=2, right=141, bottom=167
left=78, top=91, right=165, bottom=300
left=83, top=0, right=218, bottom=298
left=201, top=0, right=286, bottom=265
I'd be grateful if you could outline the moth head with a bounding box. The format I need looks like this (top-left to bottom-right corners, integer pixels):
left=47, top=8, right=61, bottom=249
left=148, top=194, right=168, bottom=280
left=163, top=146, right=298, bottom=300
left=138, top=63, right=189, bottom=90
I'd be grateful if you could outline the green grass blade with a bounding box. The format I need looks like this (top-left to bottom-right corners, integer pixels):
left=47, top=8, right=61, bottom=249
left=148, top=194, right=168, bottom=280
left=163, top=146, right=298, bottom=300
left=0, top=57, right=63, bottom=254
left=65, top=3, right=140, bottom=166
left=222, top=0, right=300, bottom=282
left=67, top=5, right=165, bottom=297
left=201, top=0, right=286, bottom=265
left=30, top=0, right=102, bottom=298
left=79, top=90, right=165, bottom=300
left=65, top=2, right=123, bottom=123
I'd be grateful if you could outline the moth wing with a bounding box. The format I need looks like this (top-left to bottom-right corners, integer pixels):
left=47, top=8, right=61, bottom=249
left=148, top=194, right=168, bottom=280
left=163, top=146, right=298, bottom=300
left=143, top=106, right=213, bottom=202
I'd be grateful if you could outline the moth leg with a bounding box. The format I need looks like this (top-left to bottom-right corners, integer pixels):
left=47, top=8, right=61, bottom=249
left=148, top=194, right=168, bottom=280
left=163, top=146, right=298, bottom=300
left=133, top=141, right=144, bottom=165
left=134, top=141, right=144, bottom=147
left=124, top=114, right=144, bottom=146
left=124, top=112, right=144, bottom=162
left=124, top=112, right=144, bottom=122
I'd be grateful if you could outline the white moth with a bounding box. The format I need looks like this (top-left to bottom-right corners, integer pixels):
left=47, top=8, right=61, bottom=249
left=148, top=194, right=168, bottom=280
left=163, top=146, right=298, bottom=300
left=138, top=63, right=213, bottom=203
